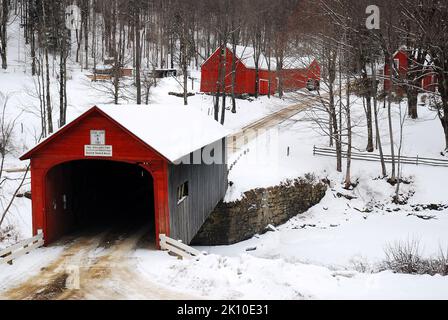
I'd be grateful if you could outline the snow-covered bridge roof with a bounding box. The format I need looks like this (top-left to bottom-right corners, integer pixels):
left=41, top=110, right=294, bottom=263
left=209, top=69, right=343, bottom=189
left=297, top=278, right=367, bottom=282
left=97, top=105, right=230, bottom=162
left=21, top=105, right=230, bottom=163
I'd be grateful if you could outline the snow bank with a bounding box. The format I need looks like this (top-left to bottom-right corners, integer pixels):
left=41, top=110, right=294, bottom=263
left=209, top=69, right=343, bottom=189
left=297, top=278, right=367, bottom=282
left=0, top=246, right=65, bottom=292
left=137, top=252, right=448, bottom=300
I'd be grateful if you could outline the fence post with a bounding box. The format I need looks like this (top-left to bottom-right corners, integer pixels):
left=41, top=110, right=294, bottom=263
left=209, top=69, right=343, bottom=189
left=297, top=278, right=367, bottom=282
left=313, top=145, right=315, bottom=156
left=416, top=155, right=419, bottom=166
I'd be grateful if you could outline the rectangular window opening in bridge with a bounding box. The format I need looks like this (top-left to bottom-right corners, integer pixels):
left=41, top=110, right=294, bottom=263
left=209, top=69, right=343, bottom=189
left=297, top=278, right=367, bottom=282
left=177, top=181, right=189, bottom=205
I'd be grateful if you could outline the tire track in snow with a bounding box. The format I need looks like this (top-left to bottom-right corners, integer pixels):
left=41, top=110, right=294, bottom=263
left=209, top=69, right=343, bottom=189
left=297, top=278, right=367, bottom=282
left=1, top=227, right=196, bottom=300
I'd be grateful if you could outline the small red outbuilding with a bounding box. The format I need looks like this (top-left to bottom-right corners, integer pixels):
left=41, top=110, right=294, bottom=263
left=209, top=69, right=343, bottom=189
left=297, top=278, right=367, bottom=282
left=20, top=105, right=229, bottom=247
left=384, top=49, right=438, bottom=94
left=200, top=45, right=320, bottom=96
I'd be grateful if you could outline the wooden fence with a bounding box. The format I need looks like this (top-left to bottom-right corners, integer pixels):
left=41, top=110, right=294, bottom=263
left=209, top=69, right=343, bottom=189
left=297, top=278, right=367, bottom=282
left=159, top=234, right=202, bottom=260
left=313, top=146, right=448, bottom=168
left=0, top=230, right=44, bottom=265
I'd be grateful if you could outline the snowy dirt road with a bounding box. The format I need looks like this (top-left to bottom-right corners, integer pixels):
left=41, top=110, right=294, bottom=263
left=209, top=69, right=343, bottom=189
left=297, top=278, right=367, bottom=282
left=228, top=92, right=320, bottom=156
left=0, top=225, right=196, bottom=300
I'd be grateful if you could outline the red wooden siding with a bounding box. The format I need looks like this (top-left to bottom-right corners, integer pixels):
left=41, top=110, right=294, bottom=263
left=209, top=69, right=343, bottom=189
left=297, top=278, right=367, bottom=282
left=21, top=108, right=171, bottom=247
left=384, top=50, right=438, bottom=93
left=281, top=60, right=320, bottom=92
left=201, top=47, right=320, bottom=96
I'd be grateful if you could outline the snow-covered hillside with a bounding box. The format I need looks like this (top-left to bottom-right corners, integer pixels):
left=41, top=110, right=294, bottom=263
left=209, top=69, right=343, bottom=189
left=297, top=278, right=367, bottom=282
left=131, top=101, right=448, bottom=300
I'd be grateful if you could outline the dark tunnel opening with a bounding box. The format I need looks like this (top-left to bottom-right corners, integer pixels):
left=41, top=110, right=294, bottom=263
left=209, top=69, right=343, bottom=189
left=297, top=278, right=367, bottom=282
left=45, top=160, right=155, bottom=245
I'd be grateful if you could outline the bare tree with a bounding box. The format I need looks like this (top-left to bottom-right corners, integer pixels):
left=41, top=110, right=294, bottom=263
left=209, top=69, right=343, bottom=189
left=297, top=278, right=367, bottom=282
left=0, top=0, right=8, bottom=69
left=393, top=100, right=407, bottom=203
left=58, top=28, right=69, bottom=127
left=344, top=75, right=353, bottom=189
left=370, top=59, right=387, bottom=177
left=373, top=0, right=401, bottom=183
left=40, top=1, right=53, bottom=134
left=229, top=1, right=243, bottom=113
left=421, top=1, right=448, bottom=151
left=0, top=91, right=29, bottom=230
left=0, top=167, right=29, bottom=230
left=133, top=1, right=142, bottom=105
left=0, top=93, right=14, bottom=183
left=172, top=1, right=193, bottom=106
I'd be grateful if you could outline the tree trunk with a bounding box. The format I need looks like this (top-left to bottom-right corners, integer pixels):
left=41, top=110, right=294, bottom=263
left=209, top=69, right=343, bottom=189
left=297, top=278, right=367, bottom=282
left=374, top=100, right=387, bottom=176
left=219, top=45, right=226, bottom=123
left=439, top=76, right=448, bottom=151
left=388, top=94, right=396, bottom=182
left=220, top=93, right=226, bottom=125
left=444, top=119, right=448, bottom=151
left=276, top=54, right=283, bottom=98
left=113, top=15, right=121, bottom=105
left=344, top=80, right=352, bottom=189
left=425, top=37, right=448, bottom=150
left=371, top=60, right=387, bottom=177
left=329, top=51, right=341, bottom=172
left=214, top=43, right=225, bottom=121
left=135, top=9, right=142, bottom=105
left=84, top=8, right=89, bottom=70
left=59, top=38, right=66, bottom=127
left=394, top=101, right=405, bottom=203
left=365, top=96, right=374, bottom=152
left=267, top=58, right=272, bottom=98
left=0, top=0, right=8, bottom=70
left=31, top=29, right=36, bottom=75
left=329, top=112, right=333, bottom=147
left=39, top=54, right=47, bottom=136
left=182, top=36, right=188, bottom=106
left=231, top=38, right=237, bottom=114
left=145, top=80, right=151, bottom=105
left=254, top=66, right=259, bottom=98
left=407, top=89, right=418, bottom=119
left=45, top=48, right=53, bottom=134
left=76, top=28, right=81, bottom=64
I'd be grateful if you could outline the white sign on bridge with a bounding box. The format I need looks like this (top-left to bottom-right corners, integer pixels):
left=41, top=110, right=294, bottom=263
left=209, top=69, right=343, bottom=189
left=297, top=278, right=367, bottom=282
left=90, top=130, right=106, bottom=145
left=84, top=145, right=113, bottom=157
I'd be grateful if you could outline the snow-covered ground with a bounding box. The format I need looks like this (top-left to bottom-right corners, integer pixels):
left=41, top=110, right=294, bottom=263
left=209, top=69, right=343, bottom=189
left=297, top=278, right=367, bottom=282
left=136, top=251, right=448, bottom=300
left=1, top=19, right=448, bottom=300
left=134, top=100, right=448, bottom=300
left=0, top=246, right=65, bottom=292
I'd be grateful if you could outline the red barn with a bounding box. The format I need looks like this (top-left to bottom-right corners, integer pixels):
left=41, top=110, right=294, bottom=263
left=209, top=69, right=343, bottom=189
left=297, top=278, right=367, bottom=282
left=281, top=56, right=321, bottom=92
left=200, top=45, right=320, bottom=96
left=20, top=105, right=229, bottom=248
left=384, top=49, right=438, bottom=94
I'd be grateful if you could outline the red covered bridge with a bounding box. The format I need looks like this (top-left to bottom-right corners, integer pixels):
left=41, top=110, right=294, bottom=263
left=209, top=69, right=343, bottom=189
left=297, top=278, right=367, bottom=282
left=200, top=45, right=320, bottom=96
left=20, top=105, right=229, bottom=248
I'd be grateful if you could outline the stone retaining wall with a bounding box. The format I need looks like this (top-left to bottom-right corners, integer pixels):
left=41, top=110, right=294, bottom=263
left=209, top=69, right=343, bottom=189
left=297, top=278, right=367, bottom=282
left=191, top=176, right=327, bottom=245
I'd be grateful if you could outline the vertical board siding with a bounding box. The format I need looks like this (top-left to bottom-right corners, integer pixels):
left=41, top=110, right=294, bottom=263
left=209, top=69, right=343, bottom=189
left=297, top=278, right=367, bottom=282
left=168, top=138, right=228, bottom=244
